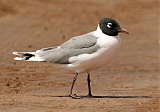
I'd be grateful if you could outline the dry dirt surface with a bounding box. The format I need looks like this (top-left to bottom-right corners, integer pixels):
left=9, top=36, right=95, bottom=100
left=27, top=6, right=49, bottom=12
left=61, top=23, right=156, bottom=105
left=0, top=0, right=159, bottom=112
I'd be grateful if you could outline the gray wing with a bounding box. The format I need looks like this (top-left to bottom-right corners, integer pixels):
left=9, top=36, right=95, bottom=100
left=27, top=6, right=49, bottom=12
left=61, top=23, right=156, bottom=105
left=60, top=33, right=97, bottom=49
left=36, top=33, right=100, bottom=64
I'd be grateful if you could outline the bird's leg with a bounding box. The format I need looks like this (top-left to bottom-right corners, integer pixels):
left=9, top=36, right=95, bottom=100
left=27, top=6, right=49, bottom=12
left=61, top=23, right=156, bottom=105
left=69, top=73, right=81, bottom=99
left=87, top=73, right=93, bottom=97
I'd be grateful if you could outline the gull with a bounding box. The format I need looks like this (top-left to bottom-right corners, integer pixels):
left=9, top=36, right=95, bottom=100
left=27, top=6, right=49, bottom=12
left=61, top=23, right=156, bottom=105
left=12, top=18, right=129, bottom=98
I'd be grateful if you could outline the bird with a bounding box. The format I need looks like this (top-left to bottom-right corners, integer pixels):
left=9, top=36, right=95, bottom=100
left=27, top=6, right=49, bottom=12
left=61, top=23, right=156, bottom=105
left=12, top=18, right=129, bottom=99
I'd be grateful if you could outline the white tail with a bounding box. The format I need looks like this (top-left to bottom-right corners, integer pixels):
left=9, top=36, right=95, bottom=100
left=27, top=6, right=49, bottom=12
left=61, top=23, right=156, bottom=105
left=12, top=52, right=44, bottom=61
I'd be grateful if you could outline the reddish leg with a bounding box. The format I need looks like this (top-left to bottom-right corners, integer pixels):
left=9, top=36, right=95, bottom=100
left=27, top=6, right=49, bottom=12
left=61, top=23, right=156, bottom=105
left=69, top=73, right=81, bottom=99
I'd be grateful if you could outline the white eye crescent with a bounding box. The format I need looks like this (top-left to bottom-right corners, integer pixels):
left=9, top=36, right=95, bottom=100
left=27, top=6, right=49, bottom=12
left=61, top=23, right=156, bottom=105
left=107, top=23, right=112, bottom=28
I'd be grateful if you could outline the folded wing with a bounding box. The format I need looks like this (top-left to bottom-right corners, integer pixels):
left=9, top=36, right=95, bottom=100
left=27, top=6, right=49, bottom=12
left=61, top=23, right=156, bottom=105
left=36, top=33, right=100, bottom=64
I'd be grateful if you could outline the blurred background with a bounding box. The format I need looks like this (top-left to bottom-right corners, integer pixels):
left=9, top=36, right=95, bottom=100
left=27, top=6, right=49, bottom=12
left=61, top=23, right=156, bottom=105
left=0, top=0, right=159, bottom=112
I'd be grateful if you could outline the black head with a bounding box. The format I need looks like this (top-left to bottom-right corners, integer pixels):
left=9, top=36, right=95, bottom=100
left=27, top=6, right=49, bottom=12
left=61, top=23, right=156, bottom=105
left=99, top=18, right=129, bottom=36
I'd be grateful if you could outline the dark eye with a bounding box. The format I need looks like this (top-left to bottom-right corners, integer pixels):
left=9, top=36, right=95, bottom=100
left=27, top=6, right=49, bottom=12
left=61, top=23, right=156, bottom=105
left=107, top=23, right=112, bottom=28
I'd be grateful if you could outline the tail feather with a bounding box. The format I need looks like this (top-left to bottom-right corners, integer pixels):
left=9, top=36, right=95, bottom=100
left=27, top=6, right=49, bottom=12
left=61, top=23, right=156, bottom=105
left=12, top=52, right=44, bottom=61
left=12, top=52, right=35, bottom=56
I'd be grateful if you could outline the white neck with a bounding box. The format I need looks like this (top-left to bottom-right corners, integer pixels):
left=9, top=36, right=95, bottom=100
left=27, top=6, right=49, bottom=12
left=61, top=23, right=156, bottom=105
left=94, top=24, right=108, bottom=38
left=96, top=24, right=102, bottom=33
left=93, top=24, right=121, bottom=47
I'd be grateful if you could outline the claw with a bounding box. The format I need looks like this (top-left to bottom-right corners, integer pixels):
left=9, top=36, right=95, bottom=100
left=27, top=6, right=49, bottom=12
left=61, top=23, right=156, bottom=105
left=87, top=94, right=93, bottom=98
left=69, top=93, right=82, bottom=99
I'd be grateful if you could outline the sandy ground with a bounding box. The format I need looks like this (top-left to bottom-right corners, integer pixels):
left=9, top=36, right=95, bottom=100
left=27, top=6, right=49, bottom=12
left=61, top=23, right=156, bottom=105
left=0, top=0, right=159, bottom=112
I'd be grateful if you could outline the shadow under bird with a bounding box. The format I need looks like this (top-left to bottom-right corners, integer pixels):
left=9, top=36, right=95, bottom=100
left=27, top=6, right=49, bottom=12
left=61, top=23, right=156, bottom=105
left=13, top=18, right=129, bottom=99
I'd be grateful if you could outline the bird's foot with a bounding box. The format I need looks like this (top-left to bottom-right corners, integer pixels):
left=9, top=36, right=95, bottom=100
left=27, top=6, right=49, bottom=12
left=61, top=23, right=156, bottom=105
left=69, top=93, right=82, bottom=99
left=87, top=93, right=93, bottom=98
